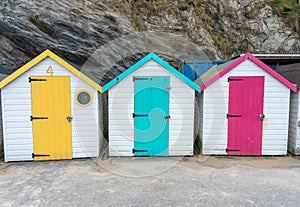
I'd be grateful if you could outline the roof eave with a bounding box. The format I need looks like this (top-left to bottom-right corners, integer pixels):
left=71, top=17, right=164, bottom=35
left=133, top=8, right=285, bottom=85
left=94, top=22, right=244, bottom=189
left=0, top=49, right=102, bottom=92
left=102, top=52, right=200, bottom=93
left=200, top=52, right=297, bottom=93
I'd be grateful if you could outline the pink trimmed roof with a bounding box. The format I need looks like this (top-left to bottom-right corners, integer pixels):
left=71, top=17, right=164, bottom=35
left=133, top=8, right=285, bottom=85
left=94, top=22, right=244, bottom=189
left=199, top=52, right=297, bottom=93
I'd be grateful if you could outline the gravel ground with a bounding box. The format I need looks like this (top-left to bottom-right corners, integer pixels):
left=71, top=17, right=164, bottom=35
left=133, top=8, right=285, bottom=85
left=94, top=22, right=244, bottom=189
left=0, top=156, right=300, bottom=207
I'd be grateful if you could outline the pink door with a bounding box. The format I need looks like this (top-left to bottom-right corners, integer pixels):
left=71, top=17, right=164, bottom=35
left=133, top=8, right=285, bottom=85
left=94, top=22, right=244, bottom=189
left=227, top=76, right=264, bottom=155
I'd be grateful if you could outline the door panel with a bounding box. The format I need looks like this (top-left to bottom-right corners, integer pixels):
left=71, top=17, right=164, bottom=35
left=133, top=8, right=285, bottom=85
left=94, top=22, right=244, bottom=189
left=31, top=76, right=72, bottom=160
left=227, top=76, right=264, bottom=155
left=133, top=76, right=170, bottom=156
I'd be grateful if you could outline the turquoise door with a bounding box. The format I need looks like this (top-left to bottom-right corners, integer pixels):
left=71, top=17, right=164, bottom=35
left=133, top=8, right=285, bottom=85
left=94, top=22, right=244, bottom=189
left=133, top=76, right=170, bottom=156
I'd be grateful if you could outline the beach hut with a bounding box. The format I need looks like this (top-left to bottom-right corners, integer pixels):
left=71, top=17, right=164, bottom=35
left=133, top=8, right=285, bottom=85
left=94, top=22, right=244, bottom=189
left=102, top=52, right=200, bottom=156
left=195, top=52, right=296, bottom=156
left=0, top=50, right=103, bottom=162
left=277, top=63, right=300, bottom=155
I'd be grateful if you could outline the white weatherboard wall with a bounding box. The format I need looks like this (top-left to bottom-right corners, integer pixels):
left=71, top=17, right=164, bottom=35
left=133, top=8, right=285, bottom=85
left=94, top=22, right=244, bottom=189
left=109, top=60, right=195, bottom=156
left=288, top=90, right=300, bottom=154
left=2, top=58, right=99, bottom=161
left=200, top=59, right=290, bottom=155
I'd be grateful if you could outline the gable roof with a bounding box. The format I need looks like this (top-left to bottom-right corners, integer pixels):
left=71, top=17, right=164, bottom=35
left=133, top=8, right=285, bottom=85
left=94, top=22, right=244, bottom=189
left=0, top=49, right=102, bottom=92
left=277, top=62, right=300, bottom=86
left=102, top=52, right=200, bottom=92
left=195, top=52, right=297, bottom=93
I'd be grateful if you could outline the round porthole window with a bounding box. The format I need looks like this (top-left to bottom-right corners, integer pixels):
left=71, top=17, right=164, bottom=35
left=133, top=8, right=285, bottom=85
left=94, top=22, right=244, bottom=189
left=75, top=90, right=93, bottom=107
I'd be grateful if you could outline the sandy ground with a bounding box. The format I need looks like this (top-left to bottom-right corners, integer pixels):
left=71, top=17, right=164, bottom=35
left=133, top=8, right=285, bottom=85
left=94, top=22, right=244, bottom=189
left=90, top=155, right=300, bottom=176
left=180, top=155, right=300, bottom=170
left=1, top=155, right=300, bottom=173
left=0, top=155, right=300, bottom=206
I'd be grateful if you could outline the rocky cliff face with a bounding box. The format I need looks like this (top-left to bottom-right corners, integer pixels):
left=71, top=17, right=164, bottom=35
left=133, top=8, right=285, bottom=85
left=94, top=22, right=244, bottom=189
left=0, top=0, right=299, bottom=73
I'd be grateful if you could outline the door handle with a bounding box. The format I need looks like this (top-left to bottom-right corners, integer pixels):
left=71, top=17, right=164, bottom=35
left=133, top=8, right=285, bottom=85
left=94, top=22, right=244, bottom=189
left=67, top=115, right=73, bottom=122
left=259, top=114, right=265, bottom=121
left=164, top=115, right=171, bottom=120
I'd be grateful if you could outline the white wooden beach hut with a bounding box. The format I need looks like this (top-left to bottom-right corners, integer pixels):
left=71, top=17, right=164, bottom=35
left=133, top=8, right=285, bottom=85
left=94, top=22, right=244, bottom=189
left=195, top=53, right=296, bottom=155
left=277, top=63, right=300, bottom=155
left=101, top=52, right=200, bottom=156
left=0, top=50, right=103, bottom=161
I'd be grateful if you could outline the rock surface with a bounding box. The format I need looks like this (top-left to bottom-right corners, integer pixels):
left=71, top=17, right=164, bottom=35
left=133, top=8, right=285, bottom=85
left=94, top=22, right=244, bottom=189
left=0, top=0, right=134, bottom=72
left=0, top=0, right=299, bottom=73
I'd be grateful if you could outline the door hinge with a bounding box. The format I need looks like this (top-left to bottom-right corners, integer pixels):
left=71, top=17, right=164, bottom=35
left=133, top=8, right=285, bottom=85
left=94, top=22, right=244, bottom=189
left=132, top=149, right=148, bottom=153
left=133, top=77, right=151, bottom=81
left=132, top=113, right=148, bottom=118
left=29, top=77, right=47, bottom=83
left=226, top=148, right=241, bottom=152
left=32, top=153, right=50, bottom=158
left=228, top=78, right=243, bottom=82
left=226, top=114, right=242, bottom=118
left=31, top=116, right=48, bottom=121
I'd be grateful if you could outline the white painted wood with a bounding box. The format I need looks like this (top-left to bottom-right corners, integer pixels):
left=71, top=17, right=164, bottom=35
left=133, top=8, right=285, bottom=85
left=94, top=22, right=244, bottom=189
left=201, top=59, right=291, bottom=155
left=2, top=58, right=100, bottom=161
left=109, top=60, right=195, bottom=156
left=287, top=91, right=300, bottom=154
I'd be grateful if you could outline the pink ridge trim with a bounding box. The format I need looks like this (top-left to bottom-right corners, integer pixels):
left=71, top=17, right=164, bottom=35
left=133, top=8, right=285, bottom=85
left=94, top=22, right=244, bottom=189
left=201, top=52, right=297, bottom=93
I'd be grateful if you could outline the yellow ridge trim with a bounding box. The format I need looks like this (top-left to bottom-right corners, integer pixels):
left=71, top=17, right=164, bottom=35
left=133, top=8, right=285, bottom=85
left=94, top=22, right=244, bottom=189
left=0, top=49, right=102, bottom=92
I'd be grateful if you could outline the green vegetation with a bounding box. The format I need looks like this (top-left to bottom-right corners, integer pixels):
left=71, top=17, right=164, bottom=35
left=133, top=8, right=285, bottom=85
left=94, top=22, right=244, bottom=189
left=132, top=16, right=143, bottom=32
left=177, top=1, right=189, bottom=11
left=181, top=15, right=188, bottom=21
left=212, top=34, right=231, bottom=56
left=154, top=0, right=169, bottom=8
left=243, top=26, right=257, bottom=33
left=238, top=45, right=247, bottom=53
left=114, top=1, right=124, bottom=8
left=272, top=0, right=299, bottom=18
left=196, top=0, right=203, bottom=5
left=244, top=3, right=264, bottom=18
left=199, top=10, right=213, bottom=24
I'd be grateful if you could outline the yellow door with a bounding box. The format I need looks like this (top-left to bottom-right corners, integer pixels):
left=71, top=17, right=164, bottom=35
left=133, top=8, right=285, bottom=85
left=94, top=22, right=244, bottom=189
left=31, top=76, right=72, bottom=160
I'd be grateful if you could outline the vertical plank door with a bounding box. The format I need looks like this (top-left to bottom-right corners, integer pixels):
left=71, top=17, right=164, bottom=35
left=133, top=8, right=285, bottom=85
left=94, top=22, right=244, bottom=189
left=133, top=76, right=170, bottom=156
left=227, top=76, right=264, bottom=155
left=31, top=76, right=72, bottom=160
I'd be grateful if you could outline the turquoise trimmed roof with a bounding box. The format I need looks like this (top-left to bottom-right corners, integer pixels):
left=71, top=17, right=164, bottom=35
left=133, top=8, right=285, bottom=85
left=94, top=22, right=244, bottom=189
left=102, top=52, right=200, bottom=92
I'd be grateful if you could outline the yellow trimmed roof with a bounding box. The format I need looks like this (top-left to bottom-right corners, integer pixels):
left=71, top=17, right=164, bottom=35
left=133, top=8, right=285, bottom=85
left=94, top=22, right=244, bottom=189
left=0, top=49, right=102, bottom=92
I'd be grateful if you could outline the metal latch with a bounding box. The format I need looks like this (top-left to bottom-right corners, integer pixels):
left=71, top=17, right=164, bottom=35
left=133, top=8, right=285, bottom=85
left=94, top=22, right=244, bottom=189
left=165, top=87, right=171, bottom=91
left=132, top=149, right=148, bottom=153
left=226, top=148, right=241, bottom=152
left=67, top=115, right=73, bottom=122
left=226, top=114, right=242, bottom=118
left=259, top=114, right=265, bottom=121
left=164, top=115, right=171, bottom=120
left=32, top=153, right=50, bottom=158
left=132, top=113, right=148, bottom=118
left=30, top=116, right=48, bottom=121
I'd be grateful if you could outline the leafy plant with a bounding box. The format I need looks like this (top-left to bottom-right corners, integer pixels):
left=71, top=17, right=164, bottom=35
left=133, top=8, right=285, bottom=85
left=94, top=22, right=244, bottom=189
left=272, top=0, right=299, bottom=18
left=196, top=0, right=203, bottom=5
left=154, top=0, right=169, bottom=8
left=243, top=26, right=257, bottom=33
left=212, top=34, right=231, bottom=56
left=132, top=16, right=143, bottom=32
left=177, top=2, right=189, bottom=11
left=244, top=3, right=263, bottom=18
